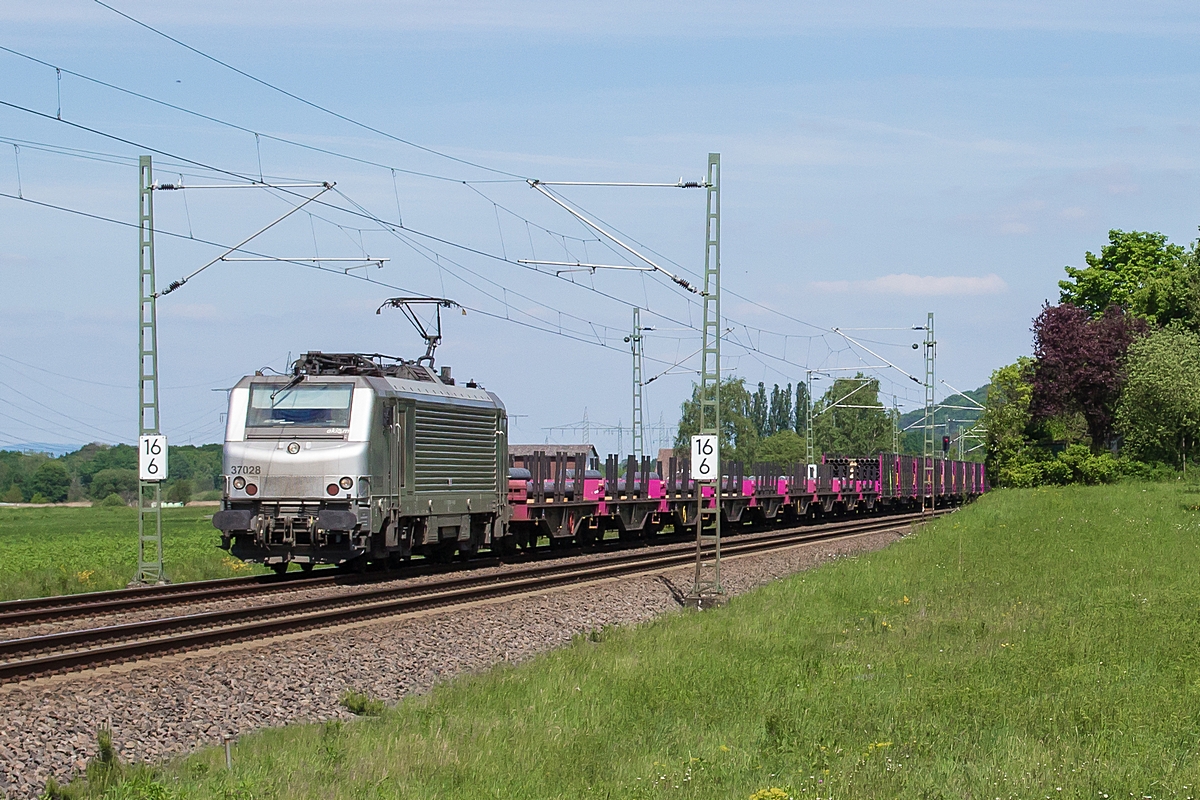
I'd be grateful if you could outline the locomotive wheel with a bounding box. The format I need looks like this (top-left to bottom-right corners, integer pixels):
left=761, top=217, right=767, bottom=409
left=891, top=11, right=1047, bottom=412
left=270, top=562, right=288, bottom=575
left=300, top=562, right=315, bottom=573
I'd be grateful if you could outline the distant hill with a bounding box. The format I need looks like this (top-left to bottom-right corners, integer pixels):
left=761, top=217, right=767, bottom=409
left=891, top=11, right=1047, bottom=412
left=0, top=443, right=88, bottom=457
left=899, top=384, right=988, bottom=430
left=895, top=384, right=988, bottom=458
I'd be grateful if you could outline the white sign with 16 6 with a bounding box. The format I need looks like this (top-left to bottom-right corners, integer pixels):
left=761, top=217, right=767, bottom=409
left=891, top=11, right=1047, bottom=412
left=690, top=434, right=717, bottom=482
left=139, top=435, right=168, bottom=482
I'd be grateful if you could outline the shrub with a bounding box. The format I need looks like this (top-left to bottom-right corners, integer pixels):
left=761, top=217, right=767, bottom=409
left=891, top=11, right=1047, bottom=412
left=1, top=484, right=23, bottom=503
left=99, top=493, right=127, bottom=508
left=1039, top=459, right=1072, bottom=486
left=29, top=493, right=50, bottom=505
left=1079, top=451, right=1120, bottom=484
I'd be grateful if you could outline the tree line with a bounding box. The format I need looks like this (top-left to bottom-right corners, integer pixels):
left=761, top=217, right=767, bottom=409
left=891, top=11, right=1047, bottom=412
left=673, top=373, right=946, bottom=466
left=982, top=229, right=1200, bottom=486
left=0, top=443, right=222, bottom=505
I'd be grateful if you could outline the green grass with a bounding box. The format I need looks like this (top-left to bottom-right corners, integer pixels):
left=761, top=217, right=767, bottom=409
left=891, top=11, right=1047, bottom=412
left=64, top=483, right=1200, bottom=799
left=0, top=506, right=264, bottom=600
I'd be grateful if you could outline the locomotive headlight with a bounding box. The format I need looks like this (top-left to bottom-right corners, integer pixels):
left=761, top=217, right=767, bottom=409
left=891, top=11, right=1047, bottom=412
left=339, top=476, right=354, bottom=490
left=233, top=476, right=246, bottom=490
left=326, top=483, right=339, bottom=496
left=245, top=483, right=258, bottom=496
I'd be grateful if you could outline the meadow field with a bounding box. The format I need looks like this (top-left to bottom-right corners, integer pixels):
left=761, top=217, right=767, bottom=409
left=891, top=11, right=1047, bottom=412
left=0, top=505, right=264, bottom=600
left=63, top=482, right=1200, bottom=798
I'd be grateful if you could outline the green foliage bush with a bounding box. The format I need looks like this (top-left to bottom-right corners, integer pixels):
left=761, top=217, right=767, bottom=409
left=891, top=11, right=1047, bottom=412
left=98, top=493, right=127, bottom=508
left=757, top=430, right=805, bottom=466
left=996, top=445, right=1125, bottom=488
left=1, top=484, right=22, bottom=503
left=90, top=469, right=138, bottom=501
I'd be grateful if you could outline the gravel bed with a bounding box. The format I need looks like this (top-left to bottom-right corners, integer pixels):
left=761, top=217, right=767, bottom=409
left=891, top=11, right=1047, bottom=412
left=0, top=527, right=907, bottom=798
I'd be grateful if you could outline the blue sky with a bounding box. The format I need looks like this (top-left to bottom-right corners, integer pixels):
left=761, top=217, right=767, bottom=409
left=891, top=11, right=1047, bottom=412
left=2, top=1, right=1199, bottom=454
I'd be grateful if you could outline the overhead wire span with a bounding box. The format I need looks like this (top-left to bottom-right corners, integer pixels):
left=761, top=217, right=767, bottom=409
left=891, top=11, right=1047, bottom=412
left=158, top=183, right=334, bottom=296
left=88, top=1, right=530, bottom=180
left=0, top=45, right=495, bottom=185
left=0, top=44, right=849, bottom=371
left=528, top=181, right=697, bottom=293
left=0, top=93, right=832, bottom=369
left=0, top=95, right=855, bottom=380
left=0, top=188, right=681, bottom=367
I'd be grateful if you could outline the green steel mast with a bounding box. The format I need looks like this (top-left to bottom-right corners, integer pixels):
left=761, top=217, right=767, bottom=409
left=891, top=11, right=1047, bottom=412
left=135, top=155, right=165, bottom=584
left=690, top=153, right=723, bottom=603
left=922, top=312, right=936, bottom=509
left=630, top=307, right=645, bottom=462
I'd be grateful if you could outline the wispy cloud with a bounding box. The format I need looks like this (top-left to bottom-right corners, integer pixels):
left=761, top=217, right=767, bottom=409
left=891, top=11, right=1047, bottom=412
left=811, top=273, right=1008, bottom=296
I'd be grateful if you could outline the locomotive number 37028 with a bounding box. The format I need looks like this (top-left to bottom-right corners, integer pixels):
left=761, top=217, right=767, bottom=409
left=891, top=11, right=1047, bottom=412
left=229, top=465, right=261, bottom=475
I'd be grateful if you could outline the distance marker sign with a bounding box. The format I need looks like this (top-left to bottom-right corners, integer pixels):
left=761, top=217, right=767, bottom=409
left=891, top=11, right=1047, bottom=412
left=690, top=434, right=717, bottom=482
left=139, top=435, right=168, bottom=482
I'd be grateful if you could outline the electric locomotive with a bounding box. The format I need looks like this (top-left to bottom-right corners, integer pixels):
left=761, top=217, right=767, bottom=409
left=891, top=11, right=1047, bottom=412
left=213, top=352, right=508, bottom=572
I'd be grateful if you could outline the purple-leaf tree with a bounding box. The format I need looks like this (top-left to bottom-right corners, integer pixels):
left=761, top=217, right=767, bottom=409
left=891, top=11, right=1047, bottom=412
left=1030, top=303, right=1147, bottom=449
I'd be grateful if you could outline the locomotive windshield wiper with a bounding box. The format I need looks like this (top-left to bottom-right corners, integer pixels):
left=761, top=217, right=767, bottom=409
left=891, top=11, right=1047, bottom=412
left=271, top=373, right=305, bottom=402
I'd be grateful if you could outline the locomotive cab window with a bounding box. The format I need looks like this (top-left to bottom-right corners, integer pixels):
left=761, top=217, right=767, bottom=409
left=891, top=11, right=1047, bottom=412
left=247, top=383, right=353, bottom=428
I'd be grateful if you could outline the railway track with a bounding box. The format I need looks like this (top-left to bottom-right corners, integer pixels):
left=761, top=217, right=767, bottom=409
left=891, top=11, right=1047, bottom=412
left=0, top=558, right=504, bottom=628
left=0, top=510, right=947, bottom=685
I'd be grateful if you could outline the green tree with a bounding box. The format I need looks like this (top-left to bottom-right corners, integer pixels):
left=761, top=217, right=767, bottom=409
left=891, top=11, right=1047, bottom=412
left=1059, top=229, right=1196, bottom=327
left=751, top=382, right=768, bottom=438
left=757, top=430, right=805, bottom=466
left=793, top=382, right=810, bottom=436
left=981, top=358, right=1036, bottom=486
left=811, top=375, right=890, bottom=455
left=90, top=468, right=139, bottom=501
left=166, top=479, right=194, bottom=505
left=674, top=377, right=759, bottom=465
left=768, top=384, right=793, bottom=435
left=1116, top=325, right=1200, bottom=467
left=28, top=461, right=70, bottom=503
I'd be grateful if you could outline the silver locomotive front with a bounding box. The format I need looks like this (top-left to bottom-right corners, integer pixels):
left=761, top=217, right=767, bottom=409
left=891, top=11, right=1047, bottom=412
left=213, top=375, right=375, bottom=571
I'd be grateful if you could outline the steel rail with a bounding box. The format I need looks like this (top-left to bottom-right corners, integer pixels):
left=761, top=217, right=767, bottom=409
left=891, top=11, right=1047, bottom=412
left=0, top=510, right=946, bottom=684
left=0, top=512, right=921, bottom=656
left=0, top=559, right=504, bottom=627
left=0, top=507, right=941, bottom=626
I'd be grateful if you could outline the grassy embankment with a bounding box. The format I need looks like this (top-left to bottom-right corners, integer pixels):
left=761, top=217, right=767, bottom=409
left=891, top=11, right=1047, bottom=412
left=66, top=482, right=1200, bottom=798
left=0, top=506, right=264, bottom=600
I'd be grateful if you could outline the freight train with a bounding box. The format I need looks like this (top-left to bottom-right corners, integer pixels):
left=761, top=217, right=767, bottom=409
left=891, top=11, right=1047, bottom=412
left=213, top=352, right=986, bottom=572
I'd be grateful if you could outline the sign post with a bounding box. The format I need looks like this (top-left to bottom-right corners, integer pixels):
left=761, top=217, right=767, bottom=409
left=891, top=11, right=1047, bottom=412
left=690, top=434, right=717, bottom=482
left=139, top=435, right=168, bottom=482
